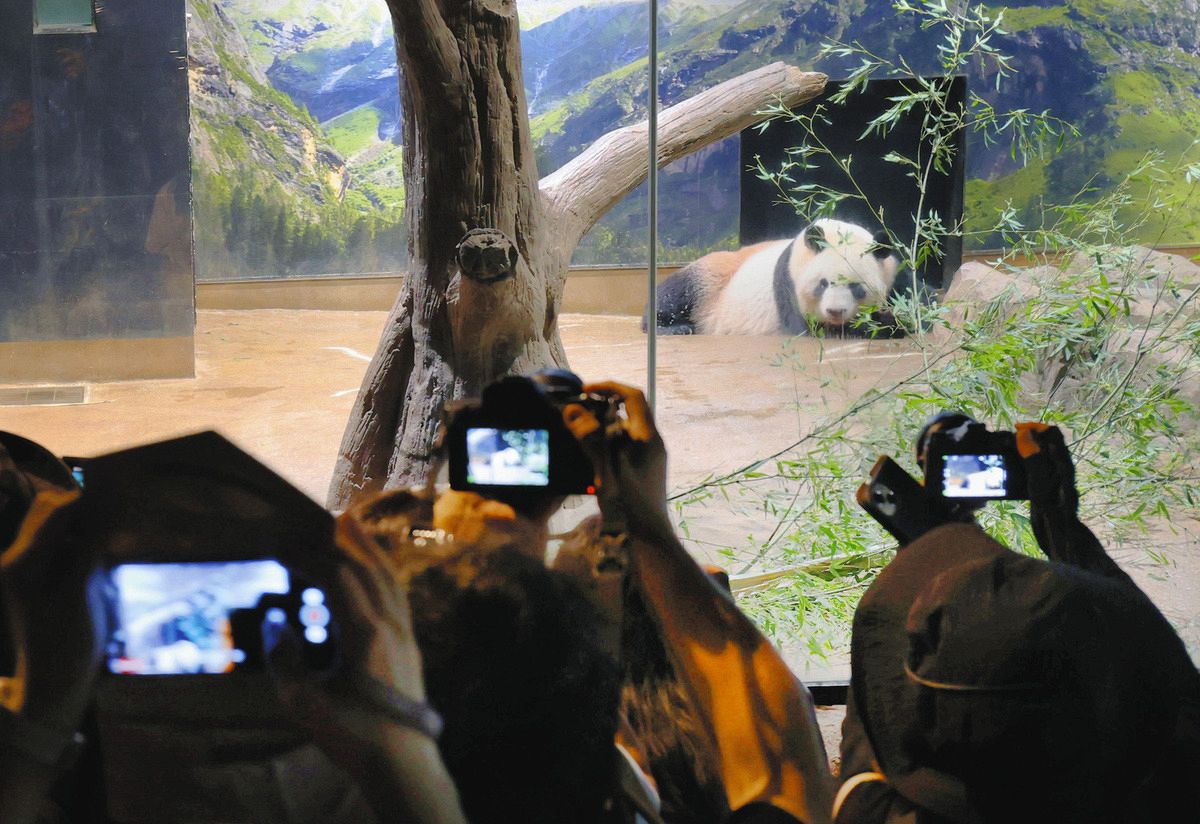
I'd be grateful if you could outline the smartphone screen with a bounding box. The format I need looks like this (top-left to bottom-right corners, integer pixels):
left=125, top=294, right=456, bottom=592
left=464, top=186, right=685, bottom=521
left=940, top=453, right=1009, bottom=498
left=465, top=427, right=551, bottom=487
left=106, top=560, right=327, bottom=675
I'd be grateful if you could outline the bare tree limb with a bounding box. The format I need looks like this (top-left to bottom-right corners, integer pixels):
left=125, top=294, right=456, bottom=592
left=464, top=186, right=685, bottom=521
left=540, top=62, right=827, bottom=246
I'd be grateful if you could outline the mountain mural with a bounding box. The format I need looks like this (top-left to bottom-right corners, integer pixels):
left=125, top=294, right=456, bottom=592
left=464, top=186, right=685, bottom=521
left=188, top=0, right=1200, bottom=279
left=187, top=0, right=404, bottom=279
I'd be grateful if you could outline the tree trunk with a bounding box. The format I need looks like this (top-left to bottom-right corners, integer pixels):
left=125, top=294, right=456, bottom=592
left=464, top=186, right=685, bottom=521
left=327, top=0, right=825, bottom=509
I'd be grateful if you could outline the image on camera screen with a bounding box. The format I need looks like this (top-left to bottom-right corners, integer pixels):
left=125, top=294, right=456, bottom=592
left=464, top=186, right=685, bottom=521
left=107, top=560, right=290, bottom=675
left=466, top=427, right=550, bottom=487
left=941, top=454, right=1008, bottom=498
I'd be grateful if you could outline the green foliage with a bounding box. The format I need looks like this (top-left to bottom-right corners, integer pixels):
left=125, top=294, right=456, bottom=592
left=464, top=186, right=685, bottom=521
left=679, top=1, right=1200, bottom=655
left=352, top=142, right=406, bottom=210
left=325, top=104, right=383, bottom=158
left=193, top=170, right=406, bottom=279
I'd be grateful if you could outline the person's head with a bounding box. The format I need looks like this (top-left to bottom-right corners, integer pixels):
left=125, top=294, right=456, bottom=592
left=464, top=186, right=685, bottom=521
left=850, top=523, right=1200, bottom=822
left=0, top=432, right=78, bottom=550
left=398, top=539, right=621, bottom=824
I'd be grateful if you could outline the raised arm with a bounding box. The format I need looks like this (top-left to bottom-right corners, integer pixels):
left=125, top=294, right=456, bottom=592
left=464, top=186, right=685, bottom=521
left=1015, top=423, right=1131, bottom=581
left=0, top=489, right=102, bottom=824
left=563, top=384, right=834, bottom=824
left=270, top=516, right=467, bottom=824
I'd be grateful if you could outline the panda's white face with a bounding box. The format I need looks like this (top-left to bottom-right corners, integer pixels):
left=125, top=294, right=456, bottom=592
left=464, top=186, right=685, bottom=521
left=810, top=271, right=878, bottom=327
left=795, top=221, right=897, bottom=328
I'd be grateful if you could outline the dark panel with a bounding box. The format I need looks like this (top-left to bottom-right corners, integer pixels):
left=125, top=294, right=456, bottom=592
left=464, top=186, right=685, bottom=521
left=0, top=0, right=194, bottom=347
left=741, top=77, right=966, bottom=290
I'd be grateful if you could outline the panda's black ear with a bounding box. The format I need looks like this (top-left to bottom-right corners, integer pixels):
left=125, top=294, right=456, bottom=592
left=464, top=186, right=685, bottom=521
left=871, top=230, right=893, bottom=260
left=804, top=224, right=826, bottom=252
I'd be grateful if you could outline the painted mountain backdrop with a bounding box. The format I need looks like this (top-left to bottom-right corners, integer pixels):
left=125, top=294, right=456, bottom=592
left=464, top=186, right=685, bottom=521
left=188, top=0, right=1200, bottom=279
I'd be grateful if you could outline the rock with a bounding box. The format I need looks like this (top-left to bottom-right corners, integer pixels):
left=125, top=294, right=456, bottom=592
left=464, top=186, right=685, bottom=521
left=935, top=261, right=1040, bottom=337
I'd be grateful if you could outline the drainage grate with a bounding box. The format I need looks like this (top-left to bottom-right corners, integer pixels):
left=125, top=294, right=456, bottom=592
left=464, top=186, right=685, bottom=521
left=0, top=385, right=88, bottom=406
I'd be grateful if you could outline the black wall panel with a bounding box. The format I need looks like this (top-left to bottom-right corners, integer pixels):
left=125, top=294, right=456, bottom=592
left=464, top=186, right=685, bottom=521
left=741, top=78, right=966, bottom=290
left=0, top=0, right=194, bottom=343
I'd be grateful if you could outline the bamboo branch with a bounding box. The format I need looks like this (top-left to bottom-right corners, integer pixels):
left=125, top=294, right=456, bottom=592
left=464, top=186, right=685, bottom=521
left=540, top=62, right=827, bottom=247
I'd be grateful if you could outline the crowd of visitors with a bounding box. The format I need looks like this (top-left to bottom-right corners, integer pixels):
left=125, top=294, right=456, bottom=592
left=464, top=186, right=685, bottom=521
left=1, top=374, right=1197, bottom=823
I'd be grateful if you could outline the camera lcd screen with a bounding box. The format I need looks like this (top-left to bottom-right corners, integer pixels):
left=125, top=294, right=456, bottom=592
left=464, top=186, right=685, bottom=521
left=107, top=560, right=300, bottom=675
left=941, top=454, right=1008, bottom=498
left=465, top=427, right=550, bottom=487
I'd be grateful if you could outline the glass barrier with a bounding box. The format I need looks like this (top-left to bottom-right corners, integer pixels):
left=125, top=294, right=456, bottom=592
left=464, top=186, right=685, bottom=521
left=2, top=0, right=1197, bottom=701
left=650, top=0, right=1200, bottom=682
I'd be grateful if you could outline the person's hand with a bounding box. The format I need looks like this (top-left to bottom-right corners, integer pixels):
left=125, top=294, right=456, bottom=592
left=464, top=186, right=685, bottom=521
left=271, top=515, right=468, bottom=824
left=270, top=516, right=430, bottom=755
left=1015, top=422, right=1080, bottom=515
left=561, top=382, right=670, bottom=540
left=1016, top=422, right=1125, bottom=577
left=431, top=490, right=551, bottom=558
left=0, top=489, right=106, bottom=727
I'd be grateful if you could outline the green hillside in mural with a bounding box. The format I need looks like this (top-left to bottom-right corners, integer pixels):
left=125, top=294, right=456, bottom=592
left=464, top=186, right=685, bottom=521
left=187, top=0, right=404, bottom=280
left=188, top=0, right=1200, bottom=280
left=532, top=0, right=1200, bottom=254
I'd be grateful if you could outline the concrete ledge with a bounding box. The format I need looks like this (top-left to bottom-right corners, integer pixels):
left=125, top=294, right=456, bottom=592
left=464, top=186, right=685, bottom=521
left=198, top=276, right=407, bottom=312
left=195, top=246, right=1200, bottom=314
left=0, top=336, right=194, bottom=384
left=197, top=267, right=684, bottom=314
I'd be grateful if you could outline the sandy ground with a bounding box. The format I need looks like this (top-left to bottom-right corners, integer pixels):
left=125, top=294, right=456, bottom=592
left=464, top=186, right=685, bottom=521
left=4, top=309, right=1198, bottom=754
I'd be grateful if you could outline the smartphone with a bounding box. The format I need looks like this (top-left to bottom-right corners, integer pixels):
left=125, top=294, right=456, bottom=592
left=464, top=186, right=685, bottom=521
left=856, top=456, right=948, bottom=546
left=106, top=560, right=333, bottom=675
left=61, top=456, right=87, bottom=488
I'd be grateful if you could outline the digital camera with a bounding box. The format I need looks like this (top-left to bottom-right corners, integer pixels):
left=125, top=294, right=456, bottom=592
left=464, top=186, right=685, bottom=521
left=445, top=369, right=615, bottom=498
left=76, top=432, right=343, bottom=677
left=105, top=560, right=336, bottom=676
left=923, top=419, right=1028, bottom=503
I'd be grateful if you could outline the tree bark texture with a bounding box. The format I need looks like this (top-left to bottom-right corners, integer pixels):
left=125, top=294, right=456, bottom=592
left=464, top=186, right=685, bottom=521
left=327, top=0, right=826, bottom=509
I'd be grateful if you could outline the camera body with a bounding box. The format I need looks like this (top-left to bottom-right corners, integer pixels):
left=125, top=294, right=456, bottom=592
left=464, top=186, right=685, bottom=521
left=445, top=370, right=614, bottom=499
left=858, top=416, right=1030, bottom=543
left=923, top=420, right=1028, bottom=503
left=105, top=560, right=336, bottom=676
left=73, top=432, right=343, bottom=678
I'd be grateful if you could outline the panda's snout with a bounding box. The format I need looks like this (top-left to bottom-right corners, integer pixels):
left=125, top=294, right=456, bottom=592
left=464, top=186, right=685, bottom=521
left=823, top=307, right=849, bottom=325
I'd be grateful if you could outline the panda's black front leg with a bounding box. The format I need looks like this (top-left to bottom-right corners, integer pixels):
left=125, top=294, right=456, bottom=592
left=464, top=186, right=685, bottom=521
left=655, top=323, right=697, bottom=335
left=646, top=269, right=701, bottom=335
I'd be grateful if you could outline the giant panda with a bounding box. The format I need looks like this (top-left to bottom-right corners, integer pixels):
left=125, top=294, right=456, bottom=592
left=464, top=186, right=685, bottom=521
left=649, top=219, right=900, bottom=336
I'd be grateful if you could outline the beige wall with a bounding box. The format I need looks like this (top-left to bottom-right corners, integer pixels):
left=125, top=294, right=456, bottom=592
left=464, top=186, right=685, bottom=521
left=0, top=336, right=194, bottom=384
left=197, top=247, right=1200, bottom=314
left=196, top=267, right=684, bottom=315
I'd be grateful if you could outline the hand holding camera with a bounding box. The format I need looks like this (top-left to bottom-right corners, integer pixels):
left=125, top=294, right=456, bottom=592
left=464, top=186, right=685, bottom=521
left=858, top=414, right=1127, bottom=576
left=1015, top=422, right=1126, bottom=578
left=267, top=516, right=436, bottom=749
left=1, top=489, right=106, bottom=728
left=444, top=370, right=671, bottom=541
left=857, top=413, right=1035, bottom=545
left=560, top=381, right=672, bottom=542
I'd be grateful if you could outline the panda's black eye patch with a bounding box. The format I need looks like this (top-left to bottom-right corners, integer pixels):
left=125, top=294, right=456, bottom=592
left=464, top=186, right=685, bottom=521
left=818, top=278, right=829, bottom=289
left=849, top=283, right=867, bottom=300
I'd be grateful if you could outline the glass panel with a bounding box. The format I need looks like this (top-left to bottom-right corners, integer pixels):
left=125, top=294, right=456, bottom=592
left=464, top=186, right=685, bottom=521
left=3, top=0, right=193, bottom=382
left=652, top=0, right=1200, bottom=690
left=34, top=0, right=93, bottom=31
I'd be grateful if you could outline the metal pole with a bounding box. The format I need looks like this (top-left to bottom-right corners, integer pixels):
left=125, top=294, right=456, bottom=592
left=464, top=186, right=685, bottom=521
left=647, top=0, right=659, bottom=410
